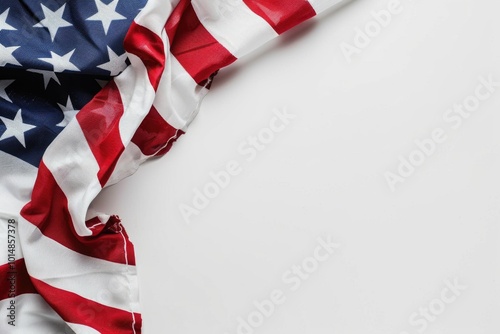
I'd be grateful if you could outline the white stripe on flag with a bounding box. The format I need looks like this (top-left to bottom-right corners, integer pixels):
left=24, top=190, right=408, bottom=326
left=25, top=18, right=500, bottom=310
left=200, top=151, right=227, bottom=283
left=192, top=0, right=278, bottom=58
left=133, top=0, right=179, bottom=35
left=0, top=151, right=37, bottom=214
left=20, top=219, right=139, bottom=314
left=308, top=0, right=351, bottom=14
left=105, top=142, right=148, bottom=188
left=116, top=56, right=157, bottom=145
left=43, top=120, right=101, bottom=237
left=0, top=294, right=73, bottom=333
left=154, top=54, right=210, bottom=130
left=67, top=323, right=102, bottom=334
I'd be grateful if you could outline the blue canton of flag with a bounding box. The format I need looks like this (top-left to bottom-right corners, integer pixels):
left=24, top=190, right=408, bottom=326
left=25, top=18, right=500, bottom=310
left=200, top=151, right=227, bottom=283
left=0, top=0, right=147, bottom=167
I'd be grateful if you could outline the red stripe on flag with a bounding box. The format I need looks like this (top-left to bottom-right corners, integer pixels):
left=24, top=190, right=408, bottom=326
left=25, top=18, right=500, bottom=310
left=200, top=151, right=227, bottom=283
left=31, top=277, right=141, bottom=334
left=154, top=128, right=185, bottom=157
left=124, top=22, right=166, bottom=89
left=166, top=1, right=237, bottom=84
left=165, top=0, right=192, bottom=44
left=76, top=81, right=125, bottom=187
left=0, top=259, right=37, bottom=301
left=131, top=106, right=182, bottom=156
left=243, top=0, right=316, bottom=34
left=21, top=162, right=136, bottom=266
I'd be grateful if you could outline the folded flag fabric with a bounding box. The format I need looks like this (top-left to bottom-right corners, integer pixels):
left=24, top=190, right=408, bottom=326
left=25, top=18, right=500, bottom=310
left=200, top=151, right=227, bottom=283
left=0, top=0, right=346, bottom=333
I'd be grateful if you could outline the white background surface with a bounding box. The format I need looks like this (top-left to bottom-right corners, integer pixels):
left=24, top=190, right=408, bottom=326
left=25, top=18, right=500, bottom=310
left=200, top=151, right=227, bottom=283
left=92, top=0, right=500, bottom=333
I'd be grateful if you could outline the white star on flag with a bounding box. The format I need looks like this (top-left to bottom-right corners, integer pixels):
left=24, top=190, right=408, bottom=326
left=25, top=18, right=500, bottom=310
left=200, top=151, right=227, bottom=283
left=97, top=46, right=128, bottom=76
left=39, top=49, right=80, bottom=72
left=56, top=97, right=79, bottom=127
left=0, top=109, right=36, bottom=148
left=87, top=0, right=126, bottom=35
left=0, top=8, right=16, bottom=32
left=0, top=80, right=14, bottom=102
left=0, top=43, right=20, bottom=66
left=33, top=4, right=72, bottom=41
left=27, top=69, right=61, bottom=89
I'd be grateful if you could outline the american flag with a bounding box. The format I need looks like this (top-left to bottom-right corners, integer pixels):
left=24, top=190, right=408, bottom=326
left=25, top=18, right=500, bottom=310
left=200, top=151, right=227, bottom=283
left=0, top=0, right=346, bottom=332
